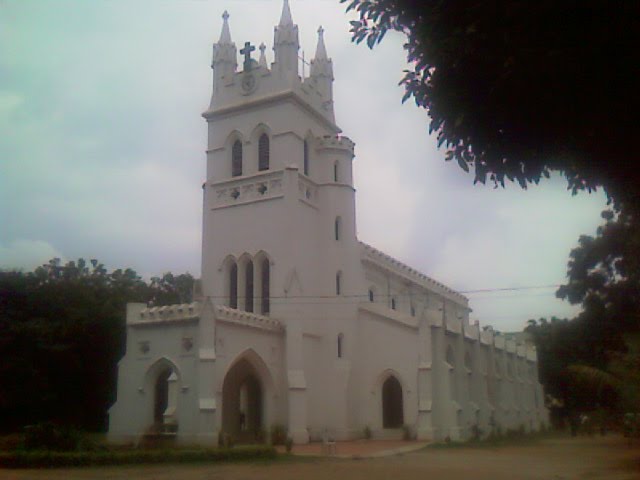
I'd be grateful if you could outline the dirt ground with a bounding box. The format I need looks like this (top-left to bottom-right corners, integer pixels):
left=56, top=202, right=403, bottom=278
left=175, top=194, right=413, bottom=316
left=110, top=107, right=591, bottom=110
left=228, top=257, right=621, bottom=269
left=3, top=435, right=639, bottom=480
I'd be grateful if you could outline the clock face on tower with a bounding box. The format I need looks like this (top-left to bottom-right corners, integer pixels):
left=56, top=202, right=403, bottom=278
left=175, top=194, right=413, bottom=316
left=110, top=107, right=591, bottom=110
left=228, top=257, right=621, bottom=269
left=241, top=73, right=257, bottom=95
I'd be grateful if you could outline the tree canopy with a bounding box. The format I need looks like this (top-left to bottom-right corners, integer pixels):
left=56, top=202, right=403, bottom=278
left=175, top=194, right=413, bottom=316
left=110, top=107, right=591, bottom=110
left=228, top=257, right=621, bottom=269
left=343, top=0, right=639, bottom=213
left=0, top=259, right=194, bottom=432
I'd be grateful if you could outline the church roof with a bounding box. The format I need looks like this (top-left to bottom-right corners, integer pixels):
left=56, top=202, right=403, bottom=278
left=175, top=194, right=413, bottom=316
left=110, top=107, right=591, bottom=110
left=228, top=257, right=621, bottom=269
left=359, top=241, right=468, bottom=304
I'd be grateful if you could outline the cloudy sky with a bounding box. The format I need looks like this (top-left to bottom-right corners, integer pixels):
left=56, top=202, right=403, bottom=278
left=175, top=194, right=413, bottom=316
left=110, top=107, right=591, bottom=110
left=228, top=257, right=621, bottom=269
left=0, top=0, right=607, bottom=331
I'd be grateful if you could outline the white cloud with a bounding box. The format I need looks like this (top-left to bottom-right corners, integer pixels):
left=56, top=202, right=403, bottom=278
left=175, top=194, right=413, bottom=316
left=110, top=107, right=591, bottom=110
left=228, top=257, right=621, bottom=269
left=0, top=239, right=65, bottom=271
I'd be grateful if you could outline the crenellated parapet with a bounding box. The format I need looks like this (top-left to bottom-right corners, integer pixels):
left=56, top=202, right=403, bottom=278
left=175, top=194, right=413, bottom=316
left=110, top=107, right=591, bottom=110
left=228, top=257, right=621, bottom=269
left=214, top=304, right=284, bottom=333
left=316, top=134, right=355, bottom=155
left=130, top=302, right=200, bottom=326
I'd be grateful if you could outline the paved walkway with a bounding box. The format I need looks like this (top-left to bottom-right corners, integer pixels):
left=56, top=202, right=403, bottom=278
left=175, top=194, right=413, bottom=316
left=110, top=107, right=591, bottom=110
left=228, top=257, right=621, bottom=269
left=275, top=439, right=430, bottom=458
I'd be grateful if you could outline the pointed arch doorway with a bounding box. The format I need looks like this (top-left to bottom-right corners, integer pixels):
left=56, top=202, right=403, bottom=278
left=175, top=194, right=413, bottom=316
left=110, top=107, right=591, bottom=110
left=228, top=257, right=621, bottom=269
left=382, top=375, right=404, bottom=429
left=221, top=353, right=270, bottom=443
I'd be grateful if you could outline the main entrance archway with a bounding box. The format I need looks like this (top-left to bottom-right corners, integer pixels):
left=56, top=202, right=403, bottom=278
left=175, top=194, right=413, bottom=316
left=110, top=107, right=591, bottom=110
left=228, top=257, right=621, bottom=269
left=382, top=375, right=404, bottom=428
left=222, top=357, right=265, bottom=442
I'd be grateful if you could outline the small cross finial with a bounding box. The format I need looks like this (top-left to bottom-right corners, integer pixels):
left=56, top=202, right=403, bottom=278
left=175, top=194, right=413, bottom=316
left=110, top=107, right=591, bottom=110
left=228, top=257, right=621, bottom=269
left=318, top=26, right=324, bottom=35
left=240, top=41, right=256, bottom=71
left=259, top=42, right=266, bottom=53
left=222, top=10, right=229, bottom=21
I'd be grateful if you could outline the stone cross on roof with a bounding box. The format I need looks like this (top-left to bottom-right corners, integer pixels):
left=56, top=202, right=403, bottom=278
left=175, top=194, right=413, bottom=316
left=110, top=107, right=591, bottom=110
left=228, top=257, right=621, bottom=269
left=240, top=41, right=256, bottom=71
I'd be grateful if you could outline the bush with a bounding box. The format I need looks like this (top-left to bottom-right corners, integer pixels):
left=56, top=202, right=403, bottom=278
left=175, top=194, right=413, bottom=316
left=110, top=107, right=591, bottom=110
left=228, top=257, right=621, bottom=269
left=285, top=437, right=293, bottom=454
left=270, top=425, right=287, bottom=446
left=0, top=445, right=277, bottom=469
left=23, top=423, right=86, bottom=452
left=363, top=425, right=372, bottom=440
left=402, top=425, right=412, bottom=441
left=0, top=434, right=24, bottom=452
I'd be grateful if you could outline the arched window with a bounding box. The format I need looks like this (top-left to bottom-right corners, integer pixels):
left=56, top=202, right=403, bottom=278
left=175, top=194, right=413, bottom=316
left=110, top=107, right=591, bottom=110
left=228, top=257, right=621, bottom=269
left=333, top=161, right=339, bottom=182
left=334, top=216, right=341, bottom=241
left=368, top=289, right=374, bottom=302
left=245, top=261, right=254, bottom=312
left=232, top=140, right=243, bottom=177
left=260, top=258, right=270, bottom=315
left=391, top=297, right=396, bottom=310
left=229, top=263, right=238, bottom=309
left=303, top=139, right=309, bottom=176
left=337, top=333, right=344, bottom=358
left=258, top=133, right=269, bottom=171
left=336, top=271, right=342, bottom=295
left=410, top=304, right=416, bottom=317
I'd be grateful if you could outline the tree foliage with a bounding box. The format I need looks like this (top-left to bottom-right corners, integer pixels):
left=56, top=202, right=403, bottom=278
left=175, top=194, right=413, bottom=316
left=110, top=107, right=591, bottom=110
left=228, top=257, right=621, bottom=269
left=0, top=259, right=194, bottom=432
left=342, top=0, right=639, bottom=212
left=557, top=209, right=640, bottom=332
left=526, top=210, right=640, bottom=416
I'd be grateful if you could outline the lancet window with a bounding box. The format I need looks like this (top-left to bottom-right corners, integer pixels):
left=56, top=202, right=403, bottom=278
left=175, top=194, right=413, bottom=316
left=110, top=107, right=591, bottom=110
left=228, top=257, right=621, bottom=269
left=260, top=258, right=270, bottom=315
left=232, top=140, right=243, bottom=177
left=258, top=133, right=269, bottom=171
left=245, top=261, right=254, bottom=312
left=229, top=262, right=238, bottom=309
left=303, top=140, right=309, bottom=175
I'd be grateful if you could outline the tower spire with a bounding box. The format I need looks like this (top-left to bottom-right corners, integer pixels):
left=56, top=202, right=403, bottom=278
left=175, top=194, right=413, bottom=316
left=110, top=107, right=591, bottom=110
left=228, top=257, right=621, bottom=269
left=219, top=10, right=232, bottom=44
left=310, top=25, right=334, bottom=119
left=314, top=26, right=327, bottom=60
left=273, top=0, right=299, bottom=76
left=279, top=0, right=293, bottom=26
left=210, top=10, right=237, bottom=106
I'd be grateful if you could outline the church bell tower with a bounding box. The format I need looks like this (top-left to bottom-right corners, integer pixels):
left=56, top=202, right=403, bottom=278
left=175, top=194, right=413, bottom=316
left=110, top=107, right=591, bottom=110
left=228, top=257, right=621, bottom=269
left=201, top=0, right=362, bottom=443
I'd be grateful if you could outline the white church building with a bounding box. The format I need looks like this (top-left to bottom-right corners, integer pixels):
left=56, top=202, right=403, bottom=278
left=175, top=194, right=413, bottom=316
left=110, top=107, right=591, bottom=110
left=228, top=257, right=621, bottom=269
left=108, top=1, right=548, bottom=445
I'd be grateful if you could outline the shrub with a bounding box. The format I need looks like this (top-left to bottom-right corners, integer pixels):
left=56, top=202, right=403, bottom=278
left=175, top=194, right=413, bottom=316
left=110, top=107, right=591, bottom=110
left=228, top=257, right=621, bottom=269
left=402, top=425, right=412, bottom=441
left=285, top=437, right=293, bottom=454
left=0, top=434, right=24, bottom=452
left=270, top=425, right=287, bottom=446
left=363, top=425, right=372, bottom=439
left=23, top=423, right=85, bottom=452
left=0, top=445, right=277, bottom=469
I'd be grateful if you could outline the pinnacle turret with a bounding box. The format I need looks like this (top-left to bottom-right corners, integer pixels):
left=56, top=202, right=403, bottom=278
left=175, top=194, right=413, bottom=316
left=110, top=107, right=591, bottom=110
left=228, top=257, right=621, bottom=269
left=314, top=26, right=328, bottom=60
left=279, top=0, right=293, bottom=26
left=210, top=10, right=237, bottom=106
left=273, top=0, right=299, bottom=75
left=310, top=26, right=333, bottom=78
left=258, top=43, right=268, bottom=68
left=309, top=25, right=334, bottom=119
left=219, top=10, right=232, bottom=44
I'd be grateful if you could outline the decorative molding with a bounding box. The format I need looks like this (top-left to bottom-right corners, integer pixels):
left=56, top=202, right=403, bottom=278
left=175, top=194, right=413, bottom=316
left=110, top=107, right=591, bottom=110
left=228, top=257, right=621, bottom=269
left=209, top=170, right=284, bottom=210
left=132, top=303, right=200, bottom=326
left=215, top=305, right=284, bottom=333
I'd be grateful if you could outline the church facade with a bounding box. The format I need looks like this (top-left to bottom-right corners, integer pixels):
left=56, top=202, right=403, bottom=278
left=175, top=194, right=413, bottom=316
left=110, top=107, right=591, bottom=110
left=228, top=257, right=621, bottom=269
left=108, top=1, right=548, bottom=445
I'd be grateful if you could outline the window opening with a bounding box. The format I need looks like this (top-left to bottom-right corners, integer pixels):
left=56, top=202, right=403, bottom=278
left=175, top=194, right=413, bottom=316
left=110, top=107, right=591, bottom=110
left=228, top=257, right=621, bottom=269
left=258, top=133, right=269, bottom=171
left=261, top=258, right=270, bottom=315
left=229, top=263, right=238, bottom=309
left=232, top=140, right=243, bottom=177
left=245, top=261, right=254, bottom=312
